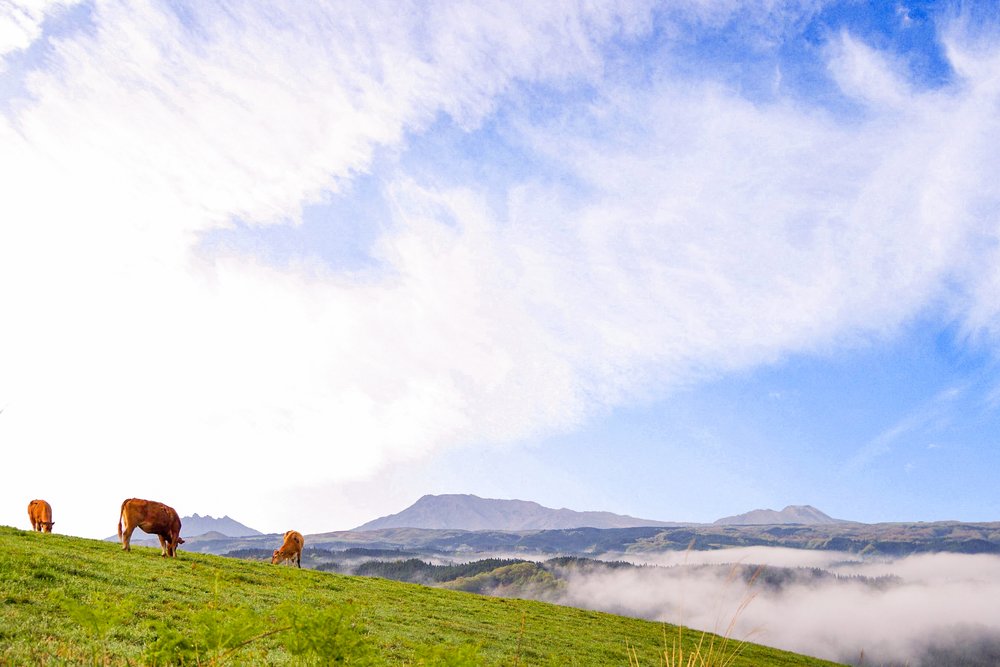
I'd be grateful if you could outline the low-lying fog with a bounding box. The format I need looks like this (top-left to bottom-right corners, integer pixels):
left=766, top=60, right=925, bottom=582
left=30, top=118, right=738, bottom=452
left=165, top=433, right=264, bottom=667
left=552, top=548, right=1000, bottom=666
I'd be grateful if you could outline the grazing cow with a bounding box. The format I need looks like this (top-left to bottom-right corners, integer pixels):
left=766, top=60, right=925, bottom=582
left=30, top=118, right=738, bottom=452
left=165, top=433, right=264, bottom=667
left=118, top=498, right=185, bottom=558
left=27, top=499, right=54, bottom=533
left=271, top=530, right=304, bottom=568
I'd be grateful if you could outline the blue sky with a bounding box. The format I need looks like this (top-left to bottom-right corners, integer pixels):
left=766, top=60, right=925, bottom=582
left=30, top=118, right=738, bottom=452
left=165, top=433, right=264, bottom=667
left=2, top=1, right=1000, bottom=537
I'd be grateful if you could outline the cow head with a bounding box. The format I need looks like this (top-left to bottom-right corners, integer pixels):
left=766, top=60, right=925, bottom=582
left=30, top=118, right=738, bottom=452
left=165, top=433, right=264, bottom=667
left=271, top=549, right=282, bottom=564
left=165, top=536, right=185, bottom=557
left=41, top=521, right=54, bottom=533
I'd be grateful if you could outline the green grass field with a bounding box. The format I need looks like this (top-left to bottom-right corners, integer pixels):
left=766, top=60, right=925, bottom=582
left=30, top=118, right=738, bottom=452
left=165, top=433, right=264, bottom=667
left=0, top=526, right=844, bottom=665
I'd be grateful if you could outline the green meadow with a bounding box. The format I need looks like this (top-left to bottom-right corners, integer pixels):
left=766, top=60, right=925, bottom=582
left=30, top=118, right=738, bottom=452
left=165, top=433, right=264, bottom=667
left=0, top=527, right=843, bottom=665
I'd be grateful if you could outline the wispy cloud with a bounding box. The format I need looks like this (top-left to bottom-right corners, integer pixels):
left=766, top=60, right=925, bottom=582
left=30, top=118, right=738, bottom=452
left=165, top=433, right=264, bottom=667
left=0, top=0, right=81, bottom=62
left=846, top=383, right=971, bottom=471
left=3, top=3, right=1000, bottom=535
left=0, top=1, right=658, bottom=534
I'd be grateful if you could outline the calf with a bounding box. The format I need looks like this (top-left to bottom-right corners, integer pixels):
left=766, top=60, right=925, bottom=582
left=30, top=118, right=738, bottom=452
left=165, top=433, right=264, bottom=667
left=118, top=498, right=185, bottom=557
left=271, top=530, right=304, bottom=568
left=27, top=499, right=54, bottom=533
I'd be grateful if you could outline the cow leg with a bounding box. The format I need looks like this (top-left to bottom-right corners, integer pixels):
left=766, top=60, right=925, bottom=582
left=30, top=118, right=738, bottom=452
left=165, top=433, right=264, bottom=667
left=297, top=552, right=301, bottom=568
left=157, top=534, right=168, bottom=557
left=121, top=523, right=136, bottom=551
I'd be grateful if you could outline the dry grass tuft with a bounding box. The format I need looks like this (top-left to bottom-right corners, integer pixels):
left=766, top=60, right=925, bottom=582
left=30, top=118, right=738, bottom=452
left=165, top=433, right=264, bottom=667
left=627, top=562, right=765, bottom=666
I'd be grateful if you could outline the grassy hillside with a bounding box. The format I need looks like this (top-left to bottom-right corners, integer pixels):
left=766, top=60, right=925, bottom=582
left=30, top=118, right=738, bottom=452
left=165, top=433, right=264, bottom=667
left=0, top=527, right=843, bottom=665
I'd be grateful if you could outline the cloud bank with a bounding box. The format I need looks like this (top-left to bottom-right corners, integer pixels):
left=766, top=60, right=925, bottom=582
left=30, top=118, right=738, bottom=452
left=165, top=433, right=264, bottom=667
left=559, top=550, right=1000, bottom=666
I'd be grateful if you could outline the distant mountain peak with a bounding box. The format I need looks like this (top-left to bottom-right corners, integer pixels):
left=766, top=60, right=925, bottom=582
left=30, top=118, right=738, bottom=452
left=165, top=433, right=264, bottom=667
left=355, top=493, right=673, bottom=531
left=180, top=513, right=262, bottom=537
left=713, top=505, right=848, bottom=526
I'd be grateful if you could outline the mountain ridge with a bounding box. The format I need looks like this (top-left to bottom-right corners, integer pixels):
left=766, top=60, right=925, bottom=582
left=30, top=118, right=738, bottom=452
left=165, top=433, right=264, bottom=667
left=180, top=513, right=262, bottom=537
left=171, top=520, right=1000, bottom=558
left=354, top=494, right=676, bottom=531
left=713, top=504, right=848, bottom=526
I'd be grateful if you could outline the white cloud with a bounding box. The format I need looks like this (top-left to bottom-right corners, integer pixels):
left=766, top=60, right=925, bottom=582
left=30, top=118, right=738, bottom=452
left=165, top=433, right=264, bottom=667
left=0, top=0, right=656, bottom=536
left=826, top=31, right=915, bottom=108
left=0, top=0, right=78, bottom=62
left=510, top=55, right=998, bottom=382
left=2, top=3, right=1000, bottom=538
left=846, top=385, right=964, bottom=470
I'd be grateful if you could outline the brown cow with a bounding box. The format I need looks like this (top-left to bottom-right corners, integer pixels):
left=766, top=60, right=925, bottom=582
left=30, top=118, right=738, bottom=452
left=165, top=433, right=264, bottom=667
left=271, top=530, right=304, bottom=568
left=118, top=498, right=185, bottom=558
left=27, top=499, right=54, bottom=533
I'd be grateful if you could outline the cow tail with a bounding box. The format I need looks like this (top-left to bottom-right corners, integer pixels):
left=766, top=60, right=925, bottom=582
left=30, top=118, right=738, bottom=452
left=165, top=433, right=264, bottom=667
left=117, top=499, right=128, bottom=539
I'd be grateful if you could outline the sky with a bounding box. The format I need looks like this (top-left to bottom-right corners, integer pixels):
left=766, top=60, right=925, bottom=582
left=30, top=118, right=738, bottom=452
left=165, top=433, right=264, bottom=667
left=2, top=0, right=1000, bottom=539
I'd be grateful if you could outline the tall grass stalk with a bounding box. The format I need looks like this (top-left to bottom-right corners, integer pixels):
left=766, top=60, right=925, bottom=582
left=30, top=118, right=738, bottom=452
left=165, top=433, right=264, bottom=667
left=628, top=562, right=764, bottom=666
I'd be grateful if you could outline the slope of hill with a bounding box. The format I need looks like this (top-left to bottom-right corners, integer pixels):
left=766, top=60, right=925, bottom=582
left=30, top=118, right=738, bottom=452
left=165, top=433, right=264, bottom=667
left=714, top=505, right=848, bottom=526
left=0, top=526, right=839, bottom=666
left=355, top=494, right=674, bottom=530
left=180, top=512, right=262, bottom=537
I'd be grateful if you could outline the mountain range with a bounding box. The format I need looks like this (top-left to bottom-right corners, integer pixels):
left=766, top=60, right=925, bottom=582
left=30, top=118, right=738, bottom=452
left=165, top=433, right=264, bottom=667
left=180, top=513, right=261, bottom=538
left=140, top=495, right=1000, bottom=557
left=354, top=494, right=676, bottom=531
left=354, top=494, right=852, bottom=531
left=713, top=505, right=847, bottom=526
left=100, top=495, right=1000, bottom=558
